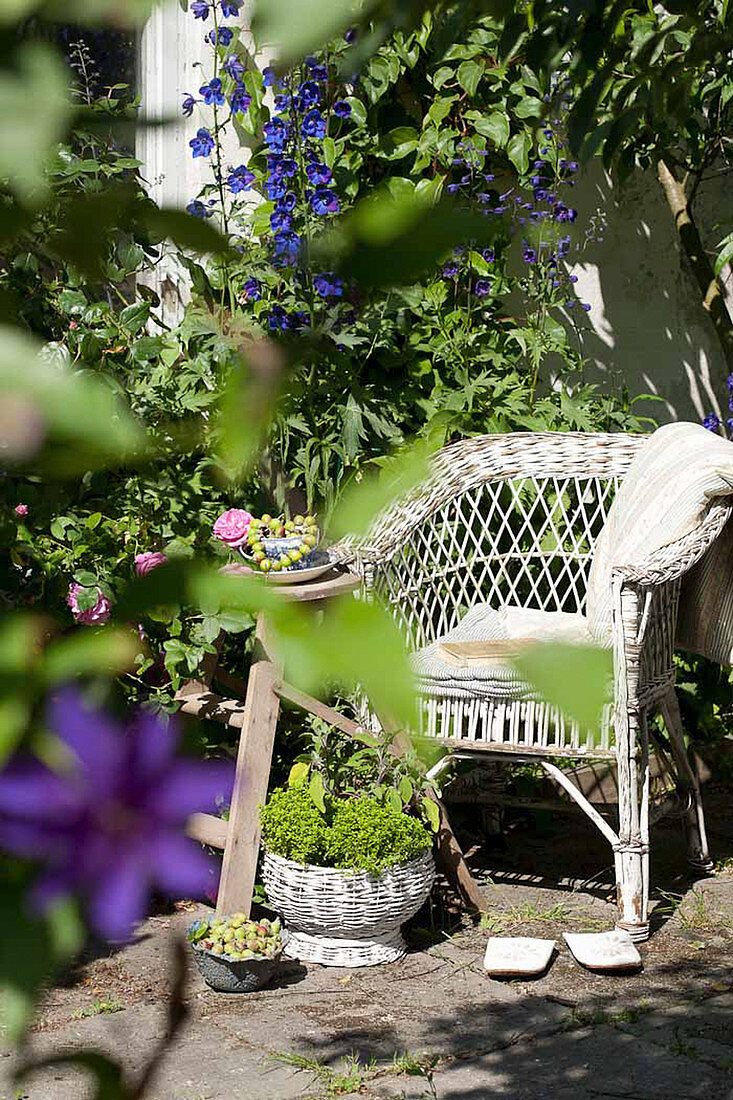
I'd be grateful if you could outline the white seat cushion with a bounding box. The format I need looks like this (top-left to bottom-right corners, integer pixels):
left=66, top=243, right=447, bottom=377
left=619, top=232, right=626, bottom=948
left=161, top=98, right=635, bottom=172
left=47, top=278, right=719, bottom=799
left=412, top=604, right=591, bottom=697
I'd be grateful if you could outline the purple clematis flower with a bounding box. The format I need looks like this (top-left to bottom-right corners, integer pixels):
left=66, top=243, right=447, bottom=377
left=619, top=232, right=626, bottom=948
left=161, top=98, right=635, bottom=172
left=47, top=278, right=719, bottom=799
left=0, top=690, right=234, bottom=942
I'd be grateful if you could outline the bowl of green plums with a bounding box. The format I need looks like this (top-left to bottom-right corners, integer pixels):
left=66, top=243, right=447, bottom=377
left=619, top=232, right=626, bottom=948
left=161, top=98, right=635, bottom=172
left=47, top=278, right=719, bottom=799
left=240, top=514, right=334, bottom=584
left=187, top=913, right=288, bottom=993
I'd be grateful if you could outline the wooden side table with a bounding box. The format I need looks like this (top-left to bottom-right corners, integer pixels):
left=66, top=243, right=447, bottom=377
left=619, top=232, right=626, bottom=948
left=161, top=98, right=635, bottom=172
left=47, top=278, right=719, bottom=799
left=180, top=564, right=485, bottom=918
left=181, top=566, right=361, bottom=916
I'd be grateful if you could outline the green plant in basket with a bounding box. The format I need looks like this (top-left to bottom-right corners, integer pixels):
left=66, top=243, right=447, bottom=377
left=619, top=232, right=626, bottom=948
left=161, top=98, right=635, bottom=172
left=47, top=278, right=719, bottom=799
left=260, top=785, right=433, bottom=874
left=188, top=913, right=282, bottom=960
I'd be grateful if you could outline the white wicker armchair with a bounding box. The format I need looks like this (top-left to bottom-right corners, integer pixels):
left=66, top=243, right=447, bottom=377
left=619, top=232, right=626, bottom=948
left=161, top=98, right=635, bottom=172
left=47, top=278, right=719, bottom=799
left=344, top=432, right=730, bottom=941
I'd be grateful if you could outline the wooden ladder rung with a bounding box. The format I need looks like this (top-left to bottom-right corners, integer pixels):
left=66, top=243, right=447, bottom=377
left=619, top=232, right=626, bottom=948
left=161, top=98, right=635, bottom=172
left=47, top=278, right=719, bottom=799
left=175, top=690, right=247, bottom=729
left=187, top=811, right=229, bottom=849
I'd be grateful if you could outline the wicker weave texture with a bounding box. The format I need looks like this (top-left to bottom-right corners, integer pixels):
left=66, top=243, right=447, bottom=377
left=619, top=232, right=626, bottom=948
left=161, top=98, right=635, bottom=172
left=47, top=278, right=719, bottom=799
left=261, top=849, right=435, bottom=967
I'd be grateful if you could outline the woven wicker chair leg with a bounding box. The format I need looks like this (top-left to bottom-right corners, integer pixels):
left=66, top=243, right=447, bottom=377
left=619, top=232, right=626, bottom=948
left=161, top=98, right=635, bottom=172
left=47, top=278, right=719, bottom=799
left=659, top=690, right=714, bottom=873
left=614, top=697, right=650, bottom=942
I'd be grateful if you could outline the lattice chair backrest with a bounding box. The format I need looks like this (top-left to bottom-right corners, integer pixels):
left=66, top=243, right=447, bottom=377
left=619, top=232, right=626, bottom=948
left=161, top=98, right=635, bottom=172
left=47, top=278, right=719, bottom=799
left=357, top=432, right=648, bottom=650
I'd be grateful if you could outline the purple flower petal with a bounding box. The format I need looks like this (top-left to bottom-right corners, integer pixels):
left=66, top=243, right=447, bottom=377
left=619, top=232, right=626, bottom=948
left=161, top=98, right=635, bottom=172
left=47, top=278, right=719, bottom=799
left=152, top=761, right=234, bottom=822
left=148, top=832, right=217, bottom=897
left=47, top=689, right=124, bottom=790
left=130, top=710, right=177, bottom=784
left=0, top=761, right=78, bottom=822
left=88, top=848, right=150, bottom=941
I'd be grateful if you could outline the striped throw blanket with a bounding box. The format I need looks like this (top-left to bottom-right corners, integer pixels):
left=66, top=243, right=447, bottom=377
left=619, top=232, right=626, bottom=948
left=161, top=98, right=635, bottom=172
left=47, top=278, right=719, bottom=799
left=586, top=422, right=733, bottom=665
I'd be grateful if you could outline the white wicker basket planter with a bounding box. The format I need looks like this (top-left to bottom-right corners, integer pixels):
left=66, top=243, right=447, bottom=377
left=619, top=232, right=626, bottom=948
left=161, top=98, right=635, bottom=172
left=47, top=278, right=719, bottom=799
left=261, top=848, right=435, bottom=967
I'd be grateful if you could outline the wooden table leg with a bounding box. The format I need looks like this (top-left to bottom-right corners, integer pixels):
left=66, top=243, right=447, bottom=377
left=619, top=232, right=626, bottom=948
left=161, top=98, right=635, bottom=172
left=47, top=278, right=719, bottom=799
left=374, top=715, right=485, bottom=914
left=216, top=613, right=281, bottom=917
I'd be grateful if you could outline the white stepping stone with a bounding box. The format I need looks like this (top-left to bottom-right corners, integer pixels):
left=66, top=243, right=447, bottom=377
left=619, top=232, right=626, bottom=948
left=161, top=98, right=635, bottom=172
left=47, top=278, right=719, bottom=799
left=563, top=930, right=642, bottom=971
left=483, top=937, right=556, bottom=977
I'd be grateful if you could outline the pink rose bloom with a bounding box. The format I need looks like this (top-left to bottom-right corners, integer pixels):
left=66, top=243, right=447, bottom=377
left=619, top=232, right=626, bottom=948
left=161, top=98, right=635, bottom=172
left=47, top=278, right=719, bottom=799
left=67, top=583, right=112, bottom=626
left=212, top=508, right=253, bottom=548
left=135, top=551, right=168, bottom=576
left=15, top=504, right=28, bottom=516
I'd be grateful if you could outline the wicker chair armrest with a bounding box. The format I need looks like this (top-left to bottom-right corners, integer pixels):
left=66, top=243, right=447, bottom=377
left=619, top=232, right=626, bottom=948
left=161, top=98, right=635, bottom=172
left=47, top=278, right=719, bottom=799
left=610, top=498, right=732, bottom=588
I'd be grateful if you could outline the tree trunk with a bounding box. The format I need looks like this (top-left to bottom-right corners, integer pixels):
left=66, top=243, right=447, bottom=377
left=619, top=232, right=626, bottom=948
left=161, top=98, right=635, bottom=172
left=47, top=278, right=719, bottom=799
left=657, top=158, right=733, bottom=386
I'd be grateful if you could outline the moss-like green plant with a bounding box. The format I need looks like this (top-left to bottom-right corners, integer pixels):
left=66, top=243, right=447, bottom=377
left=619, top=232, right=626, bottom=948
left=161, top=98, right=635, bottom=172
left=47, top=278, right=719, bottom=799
left=325, top=797, right=432, bottom=874
left=259, top=786, right=328, bottom=865
left=261, top=788, right=433, bottom=874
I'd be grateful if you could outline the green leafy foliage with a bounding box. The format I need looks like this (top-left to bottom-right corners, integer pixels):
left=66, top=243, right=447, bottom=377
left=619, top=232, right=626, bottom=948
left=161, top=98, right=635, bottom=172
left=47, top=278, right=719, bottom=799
left=286, top=715, right=442, bottom=831
left=513, top=643, right=613, bottom=736
left=325, top=796, right=432, bottom=874
left=259, top=785, right=329, bottom=865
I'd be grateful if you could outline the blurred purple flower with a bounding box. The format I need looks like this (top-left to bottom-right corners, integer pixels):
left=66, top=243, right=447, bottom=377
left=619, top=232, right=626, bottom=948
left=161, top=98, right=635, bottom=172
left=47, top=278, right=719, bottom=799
left=223, top=55, right=245, bottom=80
left=206, top=26, right=233, bottom=45
left=220, top=0, right=241, bottom=15
left=344, top=27, right=358, bottom=43
left=442, top=262, right=459, bottom=279
left=298, top=80, right=321, bottom=108
left=314, top=272, right=343, bottom=297
left=0, top=690, right=233, bottom=941
left=262, top=66, right=276, bottom=88
left=270, top=208, right=292, bottom=232
left=475, top=279, right=491, bottom=297
left=268, top=305, right=290, bottom=330
left=703, top=413, right=721, bottom=432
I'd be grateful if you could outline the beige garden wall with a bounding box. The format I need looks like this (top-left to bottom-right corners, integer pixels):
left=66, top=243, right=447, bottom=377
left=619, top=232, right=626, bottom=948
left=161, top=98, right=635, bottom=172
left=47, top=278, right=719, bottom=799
left=567, top=161, right=732, bottom=427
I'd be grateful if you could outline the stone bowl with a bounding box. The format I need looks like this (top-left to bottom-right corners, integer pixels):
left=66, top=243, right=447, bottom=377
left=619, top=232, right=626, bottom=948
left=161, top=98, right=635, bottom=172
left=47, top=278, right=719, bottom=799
left=188, top=920, right=289, bottom=993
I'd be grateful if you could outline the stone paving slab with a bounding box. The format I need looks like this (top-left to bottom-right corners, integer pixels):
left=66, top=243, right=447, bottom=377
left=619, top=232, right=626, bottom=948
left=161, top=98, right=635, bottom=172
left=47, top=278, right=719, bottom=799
left=371, top=1024, right=733, bottom=1100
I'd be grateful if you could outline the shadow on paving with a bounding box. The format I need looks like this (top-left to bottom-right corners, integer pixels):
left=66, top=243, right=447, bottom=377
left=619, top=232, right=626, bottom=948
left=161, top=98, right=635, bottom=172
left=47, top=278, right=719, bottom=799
left=287, top=987, right=733, bottom=1100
